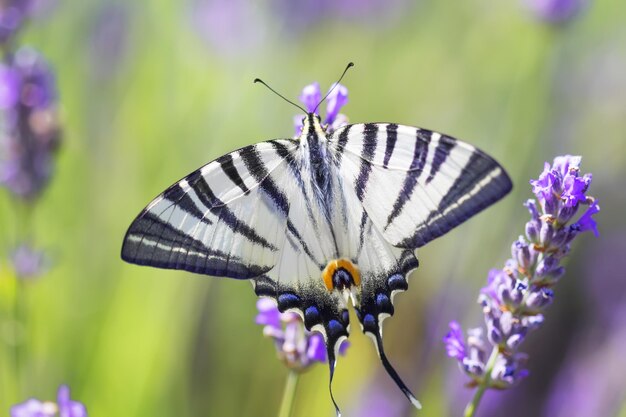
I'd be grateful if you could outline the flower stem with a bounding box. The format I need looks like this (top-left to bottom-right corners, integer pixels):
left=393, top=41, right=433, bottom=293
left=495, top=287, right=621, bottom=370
left=463, top=347, right=499, bottom=417
left=278, top=371, right=299, bottom=417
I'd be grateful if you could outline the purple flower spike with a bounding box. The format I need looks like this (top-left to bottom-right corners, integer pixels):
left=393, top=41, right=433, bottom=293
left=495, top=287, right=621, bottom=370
left=10, top=243, right=47, bottom=279
left=446, top=155, right=598, bottom=408
left=298, top=82, right=321, bottom=113
left=0, top=1, right=33, bottom=45
left=57, top=385, right=88, bottom=417
left=324, top=83, right=348, bottom=125
left=0, top=46, right=61, bottom=201
left=10, top=399, right=57, bottom=417
left=525, top=0, right=587, bottom=23
left=444, top=321, right=467, bottom=361
left=255, top=297, right=348, bottom=371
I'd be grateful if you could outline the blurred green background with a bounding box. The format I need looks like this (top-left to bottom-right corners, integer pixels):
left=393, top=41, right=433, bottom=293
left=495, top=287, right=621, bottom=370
left=1, top=0, right=625, bottom=416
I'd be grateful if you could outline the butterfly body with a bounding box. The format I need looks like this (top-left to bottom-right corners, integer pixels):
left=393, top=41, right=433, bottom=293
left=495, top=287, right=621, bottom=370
left=122, top=108, right=511, bottom=413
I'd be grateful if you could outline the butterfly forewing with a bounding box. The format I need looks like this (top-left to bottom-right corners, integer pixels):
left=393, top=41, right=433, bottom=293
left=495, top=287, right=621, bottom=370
left=329, top=123, right=513, bottom=249
left=121, top=140, right=299, bottom=278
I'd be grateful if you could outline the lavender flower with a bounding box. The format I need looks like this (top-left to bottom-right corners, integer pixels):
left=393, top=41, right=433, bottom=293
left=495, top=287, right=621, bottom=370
left=444, top=155, right=599, bottom=415
left=10, top=385, right=87, bottom=417
left=0, top=46, right=61, bottom=201
left=10, top=243, right=47, bottom=278
left=188, top=0, right=266, bottom=57
left=293, top=82, right=349, bottom=136
left=57, top=385, right=87, bottom=417
left=256, top=298, right=348, bottom=371
left=0, top=0, right=32, bottom=45
left=10, top=399, right=57, bottom=417
left=524, top=0, right=588, bottom=23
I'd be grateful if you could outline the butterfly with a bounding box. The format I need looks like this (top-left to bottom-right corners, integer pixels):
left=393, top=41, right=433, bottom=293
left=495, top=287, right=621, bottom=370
left=121, top=65, right=512, bottom=415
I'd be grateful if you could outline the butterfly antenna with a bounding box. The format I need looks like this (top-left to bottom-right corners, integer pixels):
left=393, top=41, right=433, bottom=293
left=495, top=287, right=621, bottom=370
left=253, top=78, right=307, bottom=113
left=373, top=331, right=422, bottom=410
left=313, top=62, right=354, bottom=114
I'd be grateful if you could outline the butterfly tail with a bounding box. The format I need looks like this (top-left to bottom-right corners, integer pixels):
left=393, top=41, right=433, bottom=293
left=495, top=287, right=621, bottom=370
left=373, top=331, right=422, bottom=410
left=327, top=349, right=342, bottom=417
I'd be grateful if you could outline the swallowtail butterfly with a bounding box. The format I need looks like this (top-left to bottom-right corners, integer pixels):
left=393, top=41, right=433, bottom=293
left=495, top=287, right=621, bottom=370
left=121, top=65, right=512, bottom=414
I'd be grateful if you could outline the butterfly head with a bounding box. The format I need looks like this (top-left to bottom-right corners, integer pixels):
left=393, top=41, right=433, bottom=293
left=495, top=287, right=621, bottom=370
left=300, top=113, right=326, bottom=139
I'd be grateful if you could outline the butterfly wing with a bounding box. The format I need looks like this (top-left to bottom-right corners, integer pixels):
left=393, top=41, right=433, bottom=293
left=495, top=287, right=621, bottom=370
left=329, top=123, right=512, bottom=249
left=122, top=136, right=350, bottom=342
left=122, top=139, right=302, bottom=278
left=328, top=122, right=511, bottom=408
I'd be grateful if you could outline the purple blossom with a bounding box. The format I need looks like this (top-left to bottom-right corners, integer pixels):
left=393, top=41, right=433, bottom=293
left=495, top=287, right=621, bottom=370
left=298, top=82, right=321, bottom=113
left=0, top=64, right=20, bottom=108
left=524, top=0, right=588, bottom=23
left=10, top=385, right=87, bottom=417
left=10, top=243, right=47, bottom=279
left=324, top=82, right=348, bottom=125
left=293, top=82, right=349, bottom=136
left=529, top=155, right=597, bottom=225
left=445, top=155, right=599, bottom=407
left=57, top=385, right=88, bottom=417
left=575, top=200, right=600, bottom=237
left=561, top=173, right=591, bottom=207
left=0, top=0, right=32, bottom=45
left=255, top=298, right=349, bottom=371
left=188, top=0, right=265, bottom=57
left=443, top=321, right=466, bottom=361
left=0, top=46, right=61, bottom=201
left=10, top=399, right=57, bottom=417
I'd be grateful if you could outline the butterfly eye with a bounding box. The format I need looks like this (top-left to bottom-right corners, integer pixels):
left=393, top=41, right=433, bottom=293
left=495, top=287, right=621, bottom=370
left=301, top=116, right=306, bottom=125
left=315, top=114, right=322, bottom=123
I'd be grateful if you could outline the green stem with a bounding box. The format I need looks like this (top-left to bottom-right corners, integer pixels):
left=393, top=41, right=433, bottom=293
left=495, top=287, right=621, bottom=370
left=13, top=278, right=24, bottom=397
left=463, top=347, right=499, bottom=417
left=278, top=371, right=299, bottom=417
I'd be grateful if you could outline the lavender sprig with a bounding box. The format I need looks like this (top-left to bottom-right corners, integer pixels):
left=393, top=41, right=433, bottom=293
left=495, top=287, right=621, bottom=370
left=10, top=384, right=88, bottom=417
left=293, top=81, right=348, bottom=136
left=0, top=46, right=61, bottom=202
left=444, top=155, right=599, bottom=417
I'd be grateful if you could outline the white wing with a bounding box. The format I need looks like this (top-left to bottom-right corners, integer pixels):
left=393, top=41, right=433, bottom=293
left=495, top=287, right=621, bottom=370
left=329, top=123, right=512, bottom=249
left=123, top=139, right=304, bottom=279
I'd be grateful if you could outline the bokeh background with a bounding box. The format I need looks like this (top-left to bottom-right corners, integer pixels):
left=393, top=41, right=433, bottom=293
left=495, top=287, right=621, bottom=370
left=1, top=0, right=625, bottom=416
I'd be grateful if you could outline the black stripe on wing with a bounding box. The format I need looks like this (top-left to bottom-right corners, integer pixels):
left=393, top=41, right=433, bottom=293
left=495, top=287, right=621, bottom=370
left=121, top=140, right=295, bottom=278
left=217, top=153, right=251, bottom=195
left=384, top=128, right=430, bottom=229
left=426, top=134, right=456, bottom=183
left=186, top=170, right=278, bottom=251
left=399, top=149, right=512, bottom=248
left=382, top=123, right=398, bottom=168
left=122, top=212, right=269, bottom=278
left=355, top=123, right=378, bottom=201
left=240, top=146, right=290, bottom=216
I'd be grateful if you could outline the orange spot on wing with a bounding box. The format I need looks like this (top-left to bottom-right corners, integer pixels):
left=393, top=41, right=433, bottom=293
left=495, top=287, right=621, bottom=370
left=321, top=258, right=361, bottom=291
